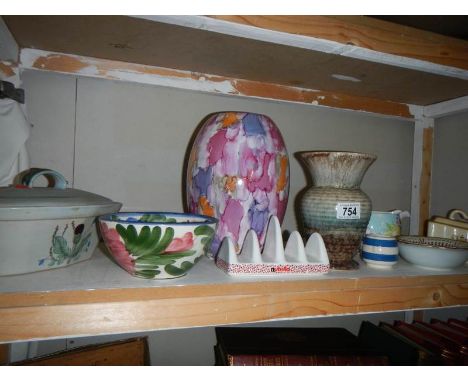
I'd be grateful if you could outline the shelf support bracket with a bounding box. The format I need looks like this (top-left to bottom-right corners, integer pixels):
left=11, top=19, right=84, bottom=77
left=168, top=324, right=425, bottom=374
left=410, top=109, right=434, bottom=235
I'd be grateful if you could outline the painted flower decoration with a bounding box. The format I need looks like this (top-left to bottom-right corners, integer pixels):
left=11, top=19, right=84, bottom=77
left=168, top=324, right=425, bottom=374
left=165, top=232, right=194, bottom=253
left=186, top=112, right=289, bottom=255
left=74, top=223, right=85, bottom=235
left=100, top=222, right=135, bottom=274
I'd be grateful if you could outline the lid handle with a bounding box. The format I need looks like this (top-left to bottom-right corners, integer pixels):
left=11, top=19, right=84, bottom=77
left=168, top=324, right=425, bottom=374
left=20, top=168, right=68, bottom=190
left=448, top=209, right=468, bottom=221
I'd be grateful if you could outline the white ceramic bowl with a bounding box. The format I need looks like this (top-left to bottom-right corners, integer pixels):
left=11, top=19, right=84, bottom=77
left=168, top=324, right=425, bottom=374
left=397, top=235, right=468, bottom=270
left=99, top=212, right=218, bottom=279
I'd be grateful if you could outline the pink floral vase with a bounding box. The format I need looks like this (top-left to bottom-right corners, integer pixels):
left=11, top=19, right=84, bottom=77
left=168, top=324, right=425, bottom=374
left=186, top=112, right=289, bottom=256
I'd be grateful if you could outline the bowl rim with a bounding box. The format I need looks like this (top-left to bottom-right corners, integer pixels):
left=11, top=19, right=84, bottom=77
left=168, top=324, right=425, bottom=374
left=98, top=211, right=218, bottom=226
left=397, top=235, right=468, bottom=250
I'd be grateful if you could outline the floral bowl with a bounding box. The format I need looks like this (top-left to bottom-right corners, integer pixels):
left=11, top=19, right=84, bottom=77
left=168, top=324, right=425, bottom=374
left=98, top=212, right=217, bottom=279
left=397, top=235, right=468, bottom=270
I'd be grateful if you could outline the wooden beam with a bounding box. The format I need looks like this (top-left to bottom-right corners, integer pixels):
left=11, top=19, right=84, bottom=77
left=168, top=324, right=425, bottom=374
left=419, top=126, right=434, bottom=235
left=5, top=16, right=468, bottom=105
left=410, top=115, right=435, bottom=235
left=20, top=48, right=414, bottom=119
left=423, top=96, right=468, bottom=119
left=0, top=272, right=466, bottom=343
left=209, top=15, right=468, bottom=74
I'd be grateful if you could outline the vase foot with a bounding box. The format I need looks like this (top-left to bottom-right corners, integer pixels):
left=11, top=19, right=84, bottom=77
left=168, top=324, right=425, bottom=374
left=329, top=259, right=359, bottom=270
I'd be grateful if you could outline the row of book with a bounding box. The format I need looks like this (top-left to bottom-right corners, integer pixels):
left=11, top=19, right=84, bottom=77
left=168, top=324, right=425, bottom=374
left=214, top=318, right=468, bottom=366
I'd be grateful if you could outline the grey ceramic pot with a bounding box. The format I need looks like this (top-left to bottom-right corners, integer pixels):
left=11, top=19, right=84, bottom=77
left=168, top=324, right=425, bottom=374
left=298, top=151, right=376, bottom=270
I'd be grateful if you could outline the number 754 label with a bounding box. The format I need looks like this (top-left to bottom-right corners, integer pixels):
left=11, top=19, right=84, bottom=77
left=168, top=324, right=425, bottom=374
left=336, top=202, right=361, bottom=219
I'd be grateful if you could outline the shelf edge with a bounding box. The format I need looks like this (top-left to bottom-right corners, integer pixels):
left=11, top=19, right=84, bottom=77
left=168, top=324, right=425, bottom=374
left=0, top=273, right=466, bottom=343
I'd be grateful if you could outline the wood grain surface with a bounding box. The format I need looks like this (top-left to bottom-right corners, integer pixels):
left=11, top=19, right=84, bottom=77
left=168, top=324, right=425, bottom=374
left=419, top=126, right=434, bottom=235
left=211, top=15, right=468, bottom=70
left=0, top=272, right=466, bottom=343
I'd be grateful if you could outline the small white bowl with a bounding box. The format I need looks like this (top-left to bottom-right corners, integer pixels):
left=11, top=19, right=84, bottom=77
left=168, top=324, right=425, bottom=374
left=397, top=236, right=468, bottom=270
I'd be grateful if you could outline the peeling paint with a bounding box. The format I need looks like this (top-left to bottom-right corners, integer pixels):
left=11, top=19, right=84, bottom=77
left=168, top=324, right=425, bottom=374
left=0, top=61, right=16, bottom=78
left=32, top=54, right=89, bottom=73
left=19, top=48, right=414, bottom=119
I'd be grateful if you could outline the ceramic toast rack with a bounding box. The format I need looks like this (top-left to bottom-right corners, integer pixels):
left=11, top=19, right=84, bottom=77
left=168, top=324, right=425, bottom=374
left=215, top=216, right=330, bottom=276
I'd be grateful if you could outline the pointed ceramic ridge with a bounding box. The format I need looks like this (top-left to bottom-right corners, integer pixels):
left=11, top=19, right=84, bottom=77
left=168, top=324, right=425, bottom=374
left=305, top=232, right=330, bottom=265
left=217, top=236, right=237, bottom=264
left=214, top=215, right=330, bottom=276
left=262, top=215, right=286, bottom=263
left=284, top=231, right=307, bottom=263
left=239, top=230, right=262, bottom=263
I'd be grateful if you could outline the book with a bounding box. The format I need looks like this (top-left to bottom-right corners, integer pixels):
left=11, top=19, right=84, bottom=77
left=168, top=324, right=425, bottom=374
left=378, top=322, right=442, bottom=365
left=414, top=321, right=468, bottom=348
left=444, top=319, right=468, bottom=335
left=225, top=353, right=388, bottom=366
left=11, top=337, right=150, bottom=366
left=391, top=321, right=462, bottom=365
left=448, top=318, right=468, bottom=330
left=214, top=327, right=388, bottom=366
left=357, top=321, right=421, bottom=365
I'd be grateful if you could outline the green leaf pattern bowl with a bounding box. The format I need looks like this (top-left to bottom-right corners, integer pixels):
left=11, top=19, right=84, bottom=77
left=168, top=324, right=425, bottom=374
left=99, top=212, right=218, bottom=279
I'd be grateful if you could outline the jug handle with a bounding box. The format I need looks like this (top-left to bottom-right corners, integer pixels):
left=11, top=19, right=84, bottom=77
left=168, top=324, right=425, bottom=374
left=391, top=210, right=410, bottom=219
left=399, top=210, right=410, bottom=219
left=448, top=209, right=468, bottom=221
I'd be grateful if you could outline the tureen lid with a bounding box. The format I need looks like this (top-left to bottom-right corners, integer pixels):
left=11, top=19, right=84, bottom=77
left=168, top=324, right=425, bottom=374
left=0, top=168, right=121, bottom=220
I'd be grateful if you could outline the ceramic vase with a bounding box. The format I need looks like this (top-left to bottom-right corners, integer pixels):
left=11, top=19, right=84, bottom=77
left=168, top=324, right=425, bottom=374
left=298, top=151, right=376, bottom=270
left=186, top=112, right=290, bottom=256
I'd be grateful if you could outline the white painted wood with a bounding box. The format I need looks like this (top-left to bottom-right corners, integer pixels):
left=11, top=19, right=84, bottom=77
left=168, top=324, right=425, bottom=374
left=423, top=95, right=468, bottom=119
left=1, top=246, right=466, bottom=295
left=409, top=114, right=434, bottom=235
left=19, top=48, right=414, bottom=121
left=404, top=310, right=415, bottom=323
left=410, top=121, right=424, bottom=235
left=19, top=49, right=237, bottom=96
left=133, top=15, right=468, bottom=80
left=9, top=342, right=28, bottom=362
left=0, top=17, right=18, bottom=62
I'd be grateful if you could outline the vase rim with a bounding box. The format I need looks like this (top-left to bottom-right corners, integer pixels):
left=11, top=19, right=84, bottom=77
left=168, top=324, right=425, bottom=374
left=207, top=111, right=272, bottom=118
left=297, top=150, right=377, bottom=160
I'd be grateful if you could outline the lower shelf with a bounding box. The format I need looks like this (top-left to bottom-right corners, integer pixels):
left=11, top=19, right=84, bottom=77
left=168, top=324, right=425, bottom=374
left=0, top=245, right=467, bottom=343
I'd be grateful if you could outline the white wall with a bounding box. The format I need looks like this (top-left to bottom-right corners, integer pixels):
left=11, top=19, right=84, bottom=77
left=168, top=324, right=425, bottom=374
left=15, top=69, right=465, bottom=365
left=430, top=110, right=468, bottom=218
left=23, top=70, right=414, bottom=233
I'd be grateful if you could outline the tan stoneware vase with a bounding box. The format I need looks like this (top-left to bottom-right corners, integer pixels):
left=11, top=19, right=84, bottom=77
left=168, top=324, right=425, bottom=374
left=298, top=151, right=376, bottom=270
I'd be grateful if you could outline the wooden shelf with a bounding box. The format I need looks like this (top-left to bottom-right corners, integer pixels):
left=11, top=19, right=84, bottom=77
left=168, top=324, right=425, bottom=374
left=0, top=15, right=467, bottom=347
left=0, top=246, right=467, bottom=343
left=2, top=15, right=468, bottom=118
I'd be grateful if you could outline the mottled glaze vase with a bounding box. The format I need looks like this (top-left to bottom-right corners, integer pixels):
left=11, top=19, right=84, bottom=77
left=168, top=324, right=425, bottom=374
left=186, top=112, right=290, bottom=256
left=298, top=151, right=376, bottom=269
